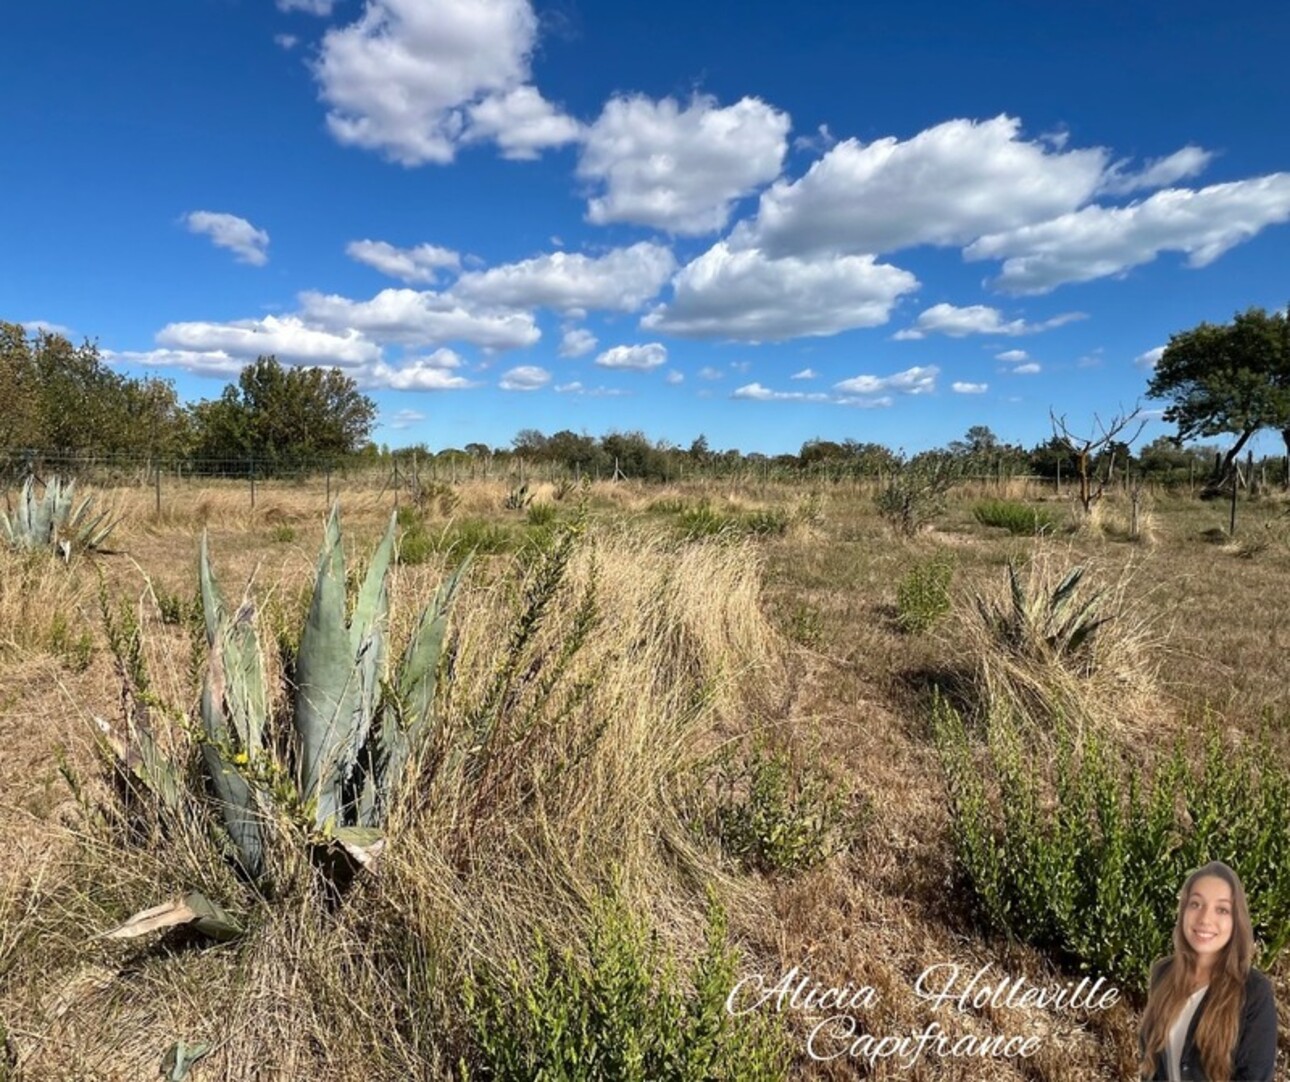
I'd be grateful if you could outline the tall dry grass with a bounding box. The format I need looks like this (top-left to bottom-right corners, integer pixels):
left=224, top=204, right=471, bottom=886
left=0, top=524, right=784, bottom=1080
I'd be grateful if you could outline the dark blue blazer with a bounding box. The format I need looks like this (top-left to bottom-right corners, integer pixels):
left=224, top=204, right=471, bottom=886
left=1143, top=959, right=1278, bottom=1081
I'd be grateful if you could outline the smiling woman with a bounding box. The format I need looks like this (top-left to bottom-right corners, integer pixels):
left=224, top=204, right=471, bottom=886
left=1138, top=862, right=1279, bottom=1081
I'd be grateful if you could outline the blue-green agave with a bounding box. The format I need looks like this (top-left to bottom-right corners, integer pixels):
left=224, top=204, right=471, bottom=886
left=103, top=504, right=466, bottom=940
left=1, top=476, right=116, bottom=560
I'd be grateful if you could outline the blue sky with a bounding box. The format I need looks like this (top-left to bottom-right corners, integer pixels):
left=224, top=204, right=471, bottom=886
left=4, top=0, right=1289, bottom=455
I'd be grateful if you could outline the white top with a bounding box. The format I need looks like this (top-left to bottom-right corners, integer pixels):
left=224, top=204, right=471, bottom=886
left=1166, top=985, right=1209, bottom=1081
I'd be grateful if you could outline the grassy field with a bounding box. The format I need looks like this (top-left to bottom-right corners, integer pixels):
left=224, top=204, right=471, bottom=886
left=1, top=475, right=1289, bottom=1080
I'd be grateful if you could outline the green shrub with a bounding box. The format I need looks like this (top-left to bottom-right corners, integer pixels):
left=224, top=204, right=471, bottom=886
left=874, top=454, right=959, bottom=536
left=708, top=744, right=856, bottom=874
left=525, top=502, right=558, bottom=528
left=676, top=504, right=789, bottom=541
left=973, top=499, right=1057, bottom=535
left=47, top=612, right=93, bottom=672
left=785, top=603, right=824, bottom=648
left=741, top=508, right=789, bottom=537
left=677, top=504, right=727, bottom=538
left=895, top=553, right=954, bottom=633
left=461, top=894, right=790, bottom=1082
left=268, top=523, right=296, bottom=544
left=933, top=695, right=1290, bottom=993
left=395, top=504, right=420, bottom=529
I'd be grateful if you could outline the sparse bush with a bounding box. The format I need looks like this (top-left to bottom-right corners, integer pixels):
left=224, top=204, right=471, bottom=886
left=934, top=695, right=1290, bottom=993
left=874, top=454, right=959, bottom=536
left=676, top=504, right=788, bottom=541
left=973, top=499, right=1057, bottom=535
left=269, top=523, right=296, bottom=544
left=46, top=612, right=93, bottom=672
left=462, top=894, right=790, bottom=1081
left=895, top=553, right=954, bottom=633
left=525, top=502, right=558, bottom=528
left=707, top=743, right=856, bottom=874
left=503, top=482, right=534, bottom=511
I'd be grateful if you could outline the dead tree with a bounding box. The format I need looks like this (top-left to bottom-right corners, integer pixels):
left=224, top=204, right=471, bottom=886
left=1050, top=406, right=1146, bottom=515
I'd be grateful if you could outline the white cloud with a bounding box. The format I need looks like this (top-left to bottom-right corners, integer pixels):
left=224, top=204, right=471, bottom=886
left=732, top=382, right=831, bottom=403
left=665, top=369, right=684, bottom=384
left=952, top=381, right=989, bottom=394
left=554, top=382, right=626, bottom=397
left=558, top=328, right=598, bottom=358
left=1099, top=146, right=1213, bottom=195
left=314, top=0, right=576, bottom=165
left=642, top=242, right=918, bottom=342
left=790, top=368, right=818, bottom=380
left=156, top=315, right=379, bottom=366
left=464, top=86, right=582, bottom=160
left=996, top=349, right=1030, bottom=362
left=184, top=211, right=270, bottom=266
left=102, top=348, right=246, bottom=379
left=359, top=358, right=476, bottom=390
left=278, top=0, right=335, bottom=13
left=894, top=303, right=1084, bottom=340
left=346, top=239, right=461, bottom=283
left=388, top=409, right=426, bottom=429
left=454, top=242, right=675, bottom=312
left=1012, top=363, right=1042, bottom=374
left=499, top=364, right=550, bottom=390
left=594, top=343, right=667, bottom=370
left=299, top=288, right=540, bottom=350
left=274, top=34, right=299, bottom=50
left=578, top=94, right=790, bottom=235
left=739, top=115, right=1106, bottom=257
left=1134, top=345, right=1165, bottom=369
left=698, top=366, right=723, bottom=381
left=966, top=174, right=1290, bottom=293
left=20, top=320, right=75, bottom=338
left=833, top=365, right=938, bottom=396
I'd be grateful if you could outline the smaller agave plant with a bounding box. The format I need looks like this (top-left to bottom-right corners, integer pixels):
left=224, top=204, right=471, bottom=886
left=1, top=475, right=116, bottom=560
left=101, top=504, right=467, bottom=941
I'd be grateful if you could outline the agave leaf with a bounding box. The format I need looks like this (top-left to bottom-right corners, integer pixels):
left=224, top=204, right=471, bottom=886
left=1065, top=615, right=1112, bottom=657
left=1048, top=566, right=1085, bottom=619
left=104, top=890, right=241, bottom=942
left=350, top=512, right=396, bottom=655
left=295, top=505, right=364, bottom=828
left=94, top=715, right=183, bottom=810
left=162, top=1040, right=213, bottom=1081
left=1007, top=563, right=1027, bottom=626
left=198, top=531, right=224, bottom=647
left=331, top=825, right=385, bottom=868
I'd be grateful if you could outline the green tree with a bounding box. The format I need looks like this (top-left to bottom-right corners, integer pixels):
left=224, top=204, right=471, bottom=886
left=0, top=322, right=42, bottom=450
left=1147, top=307, right=1290, bottom=486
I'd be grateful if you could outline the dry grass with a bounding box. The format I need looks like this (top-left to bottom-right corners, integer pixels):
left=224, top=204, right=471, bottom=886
left=2, top=480, right=1289, bottom=1080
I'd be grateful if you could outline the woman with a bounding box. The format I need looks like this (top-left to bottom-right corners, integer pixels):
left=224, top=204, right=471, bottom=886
left=1139, top=861, right=1278, bottom=1080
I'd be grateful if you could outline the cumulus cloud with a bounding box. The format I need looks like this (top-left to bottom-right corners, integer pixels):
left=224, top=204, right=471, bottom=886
left=184, top=211, right=270, bottom=266
left=156, top=315, right=379, bottom=366
left=454, top=242, right=675, bottom=312
left=1012, top=363, right=1042, bottom=374
left=1099, top=145, right=1213, bottom=195
left=274, top=34, right=299, bottom=50
left=665, top=370, right=684, bottom=384
left=833, top=365, right=938, bottom=396
left=314, top=0, right=577, bottom=165
left=966, top=174, right=1290, bottom=293
left=738, top=115, right=1106, bottom=257
left=577, top=94, right=790, bottom=235
left=359, top=357, right=477, bottom=390
left=732, top=383, right=831, bottom=403
left=387, top=409, right=426, bottom=429
left=1134, top=345, right=1166, bottom=369
left=554, top=382, right=627, bottom=396
left=996, top=349, right=1030, bottom=362
left=952, top=381, right=989, bottom=394
left=299, top=288, right=540, bottom=349
left=893, top=303, right=1084, bottom=340
left=698, top=366, right=723, bottom=381
left=20, top=320, right=75, bottom=338
left=499, top=364, right=550, bottom=390
left=346, top=239, right=461, bottom=283
left=465, top=86, right=582, bottom=160
left=594, top=343, right=667, bottom=370
left=278, top=0, right=335, bottom=13
left=101, top=348, right=246, bottom=379
left=642, top=242, right=918, bottom=342
left=558, top=328, right=598, bottom=358
left=790, top=368, right=818, bottom=380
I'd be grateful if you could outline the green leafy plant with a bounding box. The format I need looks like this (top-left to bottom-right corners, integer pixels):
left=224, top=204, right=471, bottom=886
left=976, top=563, right=1108, bottom=670
left=972, top=499, right=1057, bottom=536
left=268, top=523, right=296, bottom=544
left=96, top=505, right=467, bottom=939
left=895, top=553, right=954, bottom=633
left=0, top=476, right=116, bottom=560
left=525, top=501, right=558, bottom=528
left=707, top=744, right=856, bottom=874
left=461, top=893, right=790, bottom=1081
left=874, top=454, right=959, bottom=536
left=933, top=695, right=1290, bottom=993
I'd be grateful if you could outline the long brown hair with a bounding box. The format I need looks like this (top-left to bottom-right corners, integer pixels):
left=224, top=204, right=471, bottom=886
left=1139, top=861, right=1255, bottom=1080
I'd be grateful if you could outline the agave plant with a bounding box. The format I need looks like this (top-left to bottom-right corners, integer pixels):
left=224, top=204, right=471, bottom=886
left=101, top=504, right=466, bottom=940
left=1, top=475, right=116, bottom=560
left=976, top=563, right=1111, bottom=665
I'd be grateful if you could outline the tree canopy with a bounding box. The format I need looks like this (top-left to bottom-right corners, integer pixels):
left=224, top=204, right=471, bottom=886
left=1147, top=307, right=1290, bottom=479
